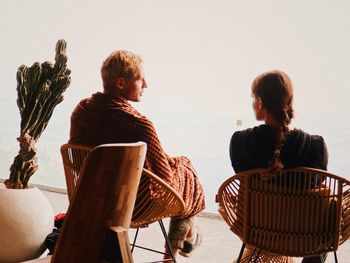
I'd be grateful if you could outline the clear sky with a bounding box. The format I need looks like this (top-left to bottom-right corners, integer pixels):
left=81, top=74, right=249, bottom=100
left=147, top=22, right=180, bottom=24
left=1, top=0, right=349, bottom=121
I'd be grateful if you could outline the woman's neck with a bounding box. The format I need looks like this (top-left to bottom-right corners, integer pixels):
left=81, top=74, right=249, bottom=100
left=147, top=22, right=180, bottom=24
left=264, top=115, right=279, bottom=129
left=264, top=116, right=291, bottom=131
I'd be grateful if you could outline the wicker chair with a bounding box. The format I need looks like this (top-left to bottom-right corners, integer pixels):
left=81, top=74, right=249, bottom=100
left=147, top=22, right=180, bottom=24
left=60, top=143, right=185, bottom=262
left=25, top=142, right=147, bottom=262
left=60, top=144, right=91, bottom=200
left=216, top=167, right=350, bottom=263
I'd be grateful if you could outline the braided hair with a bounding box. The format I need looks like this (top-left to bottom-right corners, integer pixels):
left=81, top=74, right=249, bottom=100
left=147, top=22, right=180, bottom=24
left=252, top=70, right=294, bottom=173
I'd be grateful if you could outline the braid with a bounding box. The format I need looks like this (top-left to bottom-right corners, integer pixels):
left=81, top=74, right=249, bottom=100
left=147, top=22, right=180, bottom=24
left=268, top=127, right=286, bottom=173
left=268, top=109, right=291, bottom=174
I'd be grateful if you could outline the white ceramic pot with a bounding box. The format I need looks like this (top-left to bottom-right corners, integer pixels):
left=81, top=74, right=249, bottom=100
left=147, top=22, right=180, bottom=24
left=0, top=185, right=54, bottom=263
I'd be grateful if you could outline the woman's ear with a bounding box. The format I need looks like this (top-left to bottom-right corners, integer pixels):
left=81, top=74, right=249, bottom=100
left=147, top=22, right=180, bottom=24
left=257, top=97, right=263, bottom=109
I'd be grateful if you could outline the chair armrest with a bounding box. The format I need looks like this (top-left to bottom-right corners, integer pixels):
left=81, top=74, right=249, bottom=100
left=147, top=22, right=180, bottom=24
left=216, top=173, right=247, bottom=239
left=340, top=187, right=350, bottom=244
left=131, top=168, right=186, bottom=228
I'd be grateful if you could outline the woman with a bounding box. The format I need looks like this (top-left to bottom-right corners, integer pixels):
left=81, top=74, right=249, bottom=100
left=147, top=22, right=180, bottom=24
left=229, top=70, right=328, bottom=263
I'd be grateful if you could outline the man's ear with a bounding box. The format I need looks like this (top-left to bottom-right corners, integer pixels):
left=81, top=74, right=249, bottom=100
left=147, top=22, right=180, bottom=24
left=115, top=77, right=125, bottom=90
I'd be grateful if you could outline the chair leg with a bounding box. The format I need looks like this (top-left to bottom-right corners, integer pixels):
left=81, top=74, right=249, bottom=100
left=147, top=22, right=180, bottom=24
left=158, top=219, right=177, bottom=263
left=129, top=221, right=176, bottom=263
left=104, top=227, right=133, bottom=262
left=334, top=251, right=338, bottom=263
left=130, top=227, right=140, bottom=253
left=237, top=243, right=245, bottom=263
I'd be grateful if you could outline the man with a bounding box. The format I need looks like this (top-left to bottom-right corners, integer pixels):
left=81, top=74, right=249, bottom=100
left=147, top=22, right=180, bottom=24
left=69, top=50, right=205, bottom=259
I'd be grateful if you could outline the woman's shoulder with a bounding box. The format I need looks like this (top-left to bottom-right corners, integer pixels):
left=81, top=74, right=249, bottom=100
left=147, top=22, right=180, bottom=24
left=289, top=128, right=328, bottom=169
left=230, top=125, right=276, bottom=152
left=232, top=124, right=274, bottom=139
left=289, top=128, right=328, bottom=159
left=291, top=128, right=326, bottom=145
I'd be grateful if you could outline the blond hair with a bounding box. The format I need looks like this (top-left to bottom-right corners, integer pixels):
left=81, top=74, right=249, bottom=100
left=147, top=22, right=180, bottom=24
left=101, top=50, right=143, bottom=91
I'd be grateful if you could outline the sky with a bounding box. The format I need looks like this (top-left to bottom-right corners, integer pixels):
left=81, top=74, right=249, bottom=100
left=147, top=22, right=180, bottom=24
left=1, top=0, right=349, bottom=120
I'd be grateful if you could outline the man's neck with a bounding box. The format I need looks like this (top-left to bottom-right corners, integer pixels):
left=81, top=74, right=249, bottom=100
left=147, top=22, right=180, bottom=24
left=103, top=89, right=126, bottom=100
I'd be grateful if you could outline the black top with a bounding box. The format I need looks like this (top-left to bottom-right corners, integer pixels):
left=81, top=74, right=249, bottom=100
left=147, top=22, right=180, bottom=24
left=230, top=124, right=328, bottom=173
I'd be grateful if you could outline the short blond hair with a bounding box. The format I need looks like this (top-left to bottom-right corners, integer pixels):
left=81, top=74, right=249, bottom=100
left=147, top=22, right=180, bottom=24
left=101, top=50, right=143, bottom=91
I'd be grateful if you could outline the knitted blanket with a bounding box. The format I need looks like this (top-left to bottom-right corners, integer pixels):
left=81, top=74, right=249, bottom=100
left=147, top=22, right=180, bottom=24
left=69, top=92, right=205, bottom=217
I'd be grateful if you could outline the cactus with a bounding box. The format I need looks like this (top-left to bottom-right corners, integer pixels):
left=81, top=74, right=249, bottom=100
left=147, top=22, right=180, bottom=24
left=4, top=40, right=71, bottom=189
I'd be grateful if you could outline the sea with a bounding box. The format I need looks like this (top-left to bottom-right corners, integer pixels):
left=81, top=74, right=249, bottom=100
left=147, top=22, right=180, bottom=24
left=1, top=99, right=349, bottom=213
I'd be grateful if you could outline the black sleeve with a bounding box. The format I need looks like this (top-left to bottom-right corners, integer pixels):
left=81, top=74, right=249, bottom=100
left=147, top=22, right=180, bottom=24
left=309, top=135, right=328, bottom=170
left=229, top=132, right=237, bottom=170
left=229, top=131, right=246, bottom=173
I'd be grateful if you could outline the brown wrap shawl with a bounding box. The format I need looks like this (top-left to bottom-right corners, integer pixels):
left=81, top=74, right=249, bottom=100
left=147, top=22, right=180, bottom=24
left=69, top=92, right=205, bottom=217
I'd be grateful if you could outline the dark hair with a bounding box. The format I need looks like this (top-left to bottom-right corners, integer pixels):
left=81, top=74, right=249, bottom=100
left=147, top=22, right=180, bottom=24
left=252, top=70, right=294, bottom=173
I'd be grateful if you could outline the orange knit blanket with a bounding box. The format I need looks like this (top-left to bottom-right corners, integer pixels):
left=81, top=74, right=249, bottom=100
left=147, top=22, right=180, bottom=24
left=69, top=92, right=205, bottom=217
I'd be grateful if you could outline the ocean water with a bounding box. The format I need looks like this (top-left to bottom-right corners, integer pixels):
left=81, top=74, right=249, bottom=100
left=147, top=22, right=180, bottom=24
left=1, top=99, right=349, bottom=213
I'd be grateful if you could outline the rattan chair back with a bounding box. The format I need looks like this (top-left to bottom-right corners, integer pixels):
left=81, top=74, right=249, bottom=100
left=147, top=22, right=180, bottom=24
left=217, top=167, right=350, bottom=258
left=60, top=143, right=91, bottom=201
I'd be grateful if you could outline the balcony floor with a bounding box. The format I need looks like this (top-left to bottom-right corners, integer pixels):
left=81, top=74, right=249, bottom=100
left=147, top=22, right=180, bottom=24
left=43, top=190, right=350, bottom=263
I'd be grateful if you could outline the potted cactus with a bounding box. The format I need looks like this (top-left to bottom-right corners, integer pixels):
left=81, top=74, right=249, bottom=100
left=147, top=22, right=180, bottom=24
left=4, top=39, right=71, bottom=189
left=0, top=39, right=71, bottom=262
